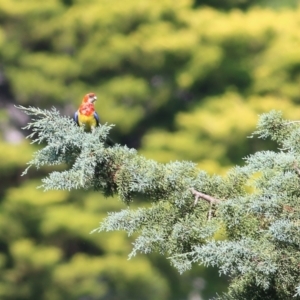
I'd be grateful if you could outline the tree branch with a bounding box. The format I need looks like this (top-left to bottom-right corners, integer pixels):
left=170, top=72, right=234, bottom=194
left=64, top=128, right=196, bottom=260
left=190, top=188, right=221, bottom=206
left=293, top=162, right=300, bottom=178
left=207, top=202, right=213, bottom=221
left=285, top=120, right=300, bottom=125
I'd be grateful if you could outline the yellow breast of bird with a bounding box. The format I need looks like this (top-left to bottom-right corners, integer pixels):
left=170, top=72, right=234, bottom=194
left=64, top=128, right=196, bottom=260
left=78, top=113, right=97, bottom=131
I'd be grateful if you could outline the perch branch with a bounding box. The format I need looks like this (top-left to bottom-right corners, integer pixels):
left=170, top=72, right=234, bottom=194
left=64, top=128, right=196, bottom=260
left=293, top=162, right=300, bottom=178
left=285, top=120, right=300, bottom=125
left=208, top=202, right=213, bottom=221
left=190, top=188, right=221, bottom=206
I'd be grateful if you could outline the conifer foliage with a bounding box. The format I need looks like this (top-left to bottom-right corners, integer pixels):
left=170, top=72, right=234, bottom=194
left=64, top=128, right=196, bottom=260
left=20, top=106, right=300, bottom=299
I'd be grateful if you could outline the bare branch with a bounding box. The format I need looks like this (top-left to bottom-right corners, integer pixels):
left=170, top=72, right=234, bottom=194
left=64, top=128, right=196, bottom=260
left=190, top=188, right=221, bottom=206
left=208, top=202, right=213, bottom=221
left=293, top=162, right=300, bottom=178
left=285, top=120, right=300, bottom=125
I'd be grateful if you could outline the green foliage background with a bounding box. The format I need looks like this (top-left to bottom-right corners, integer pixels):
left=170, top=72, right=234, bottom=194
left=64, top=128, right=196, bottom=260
left=1, top=0, right=300, bottom=299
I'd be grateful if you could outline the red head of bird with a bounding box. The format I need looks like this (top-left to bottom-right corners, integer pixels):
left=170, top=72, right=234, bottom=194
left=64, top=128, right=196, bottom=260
left=82, top=92, right=97, bottom=104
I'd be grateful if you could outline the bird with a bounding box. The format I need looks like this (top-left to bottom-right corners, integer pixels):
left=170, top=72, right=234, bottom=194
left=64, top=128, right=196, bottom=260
left=74, top=92, right=100, bottom=132
left=74, top=92, right=114, bottom=145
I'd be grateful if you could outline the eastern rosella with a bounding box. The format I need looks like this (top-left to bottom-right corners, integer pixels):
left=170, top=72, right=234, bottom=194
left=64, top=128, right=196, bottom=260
left=74, top=92, right=100, bottom=132
left=74, top=92, right=114, bottom=145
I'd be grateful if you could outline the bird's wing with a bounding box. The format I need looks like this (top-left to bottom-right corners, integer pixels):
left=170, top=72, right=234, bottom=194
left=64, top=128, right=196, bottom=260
left=94, top=111, right=100, bottom=126
left=74, top=111, right=79, bottom=125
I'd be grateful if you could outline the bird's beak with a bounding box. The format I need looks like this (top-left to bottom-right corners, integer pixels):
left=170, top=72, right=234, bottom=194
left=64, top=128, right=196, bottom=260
left=91, top=96, right=97, bottom=103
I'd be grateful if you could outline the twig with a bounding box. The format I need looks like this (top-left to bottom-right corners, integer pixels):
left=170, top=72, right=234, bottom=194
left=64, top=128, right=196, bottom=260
left=293, top=162, right=300, bottom=178
left=208, top=202, right=213, bottom=221
left=190, top=188, right=221, bottom=206
left=285, top=120, right=300, bottom=125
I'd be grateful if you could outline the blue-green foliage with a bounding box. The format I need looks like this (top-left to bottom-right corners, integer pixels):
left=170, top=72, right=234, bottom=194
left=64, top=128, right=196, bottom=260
left=20, top=106, right=300, bottom=299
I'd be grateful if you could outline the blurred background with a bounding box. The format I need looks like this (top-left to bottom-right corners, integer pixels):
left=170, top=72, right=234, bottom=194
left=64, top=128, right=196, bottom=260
left=1, top=0, right=300, bottom=299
